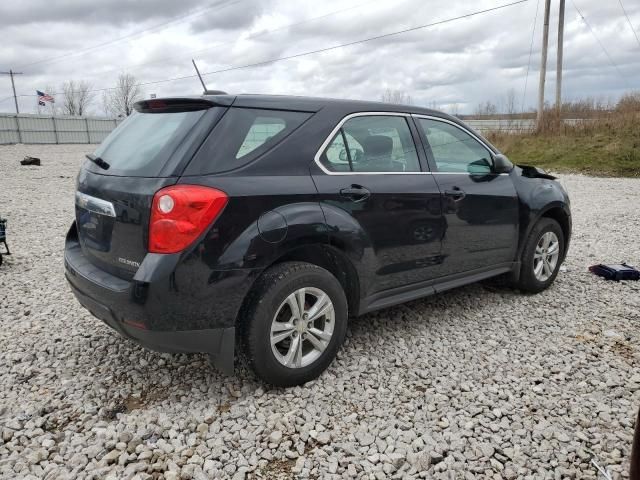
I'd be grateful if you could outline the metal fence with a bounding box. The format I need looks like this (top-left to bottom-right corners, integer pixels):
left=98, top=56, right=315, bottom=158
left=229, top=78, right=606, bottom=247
left=0, top=113, right=123, bottom=145
left=464, top=118, right=535, bottom=134
left=463, top=118, right=593, bottom=134
left=0, top=112, right=591, bottom=145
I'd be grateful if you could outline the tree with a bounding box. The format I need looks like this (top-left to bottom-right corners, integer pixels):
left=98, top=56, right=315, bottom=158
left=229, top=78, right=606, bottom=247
left=103, top=73, right=143, bottom=117
left=474, top=100, right=498, bottom=117
left=381, top=88, right=412, bottom=105
left=504, top=88, right=517, bottom=117
left=61, top=80, right=93, bottom=116
left=447, top=103, right=460, bottom=117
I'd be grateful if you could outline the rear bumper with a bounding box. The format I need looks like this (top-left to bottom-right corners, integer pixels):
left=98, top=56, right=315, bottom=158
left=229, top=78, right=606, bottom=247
left=67, top=279, right=235, bottom=373
left=64, top=224, right=258, bottom=374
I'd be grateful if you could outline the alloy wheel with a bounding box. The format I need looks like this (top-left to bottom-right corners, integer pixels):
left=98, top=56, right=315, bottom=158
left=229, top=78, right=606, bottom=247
left=533, top=231, right=560, bottom=282
left=270, top=287, right=335, bottom=368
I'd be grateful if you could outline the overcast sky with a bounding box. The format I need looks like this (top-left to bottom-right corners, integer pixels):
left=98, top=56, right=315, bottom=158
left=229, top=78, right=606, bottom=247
left=1, top=0, right=639, bottom=115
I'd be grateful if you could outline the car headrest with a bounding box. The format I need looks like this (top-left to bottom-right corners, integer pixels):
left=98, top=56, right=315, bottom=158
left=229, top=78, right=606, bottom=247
left=362, top=135, right=393, bottom=158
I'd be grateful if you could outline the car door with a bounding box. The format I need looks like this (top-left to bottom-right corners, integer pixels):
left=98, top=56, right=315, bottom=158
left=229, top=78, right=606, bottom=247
left=311, top=113, right=444, bottom=298
left=414, top=116, right=519, bottom=277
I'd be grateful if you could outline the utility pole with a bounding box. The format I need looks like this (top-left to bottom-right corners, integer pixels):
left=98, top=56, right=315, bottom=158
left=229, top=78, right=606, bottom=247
left=0, top=69, right=24, bottom=114
left=556, top=0, right=565, bottom=114
left=537, top=0, right=551, bottom=129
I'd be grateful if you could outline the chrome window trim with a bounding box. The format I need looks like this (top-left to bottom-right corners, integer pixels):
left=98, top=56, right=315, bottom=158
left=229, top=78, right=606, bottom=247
left=411, top=113, right=496, bottom=164
left=412, top=115, right=510, bottom=175
left=313, top=111, right=431, bottom=175
left=75, top=191, right=116, bottom=217
left=312, top=111, right=509, bottom=176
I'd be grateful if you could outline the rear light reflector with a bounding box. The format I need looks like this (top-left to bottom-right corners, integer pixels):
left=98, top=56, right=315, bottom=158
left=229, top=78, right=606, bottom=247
left=158, top=194, right=175, bottom=214
left=149, top=185, right=228, bottom=254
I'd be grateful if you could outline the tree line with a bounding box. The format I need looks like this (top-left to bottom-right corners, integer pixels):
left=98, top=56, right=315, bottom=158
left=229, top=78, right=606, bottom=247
left=37, top=73, right=143, bottom=118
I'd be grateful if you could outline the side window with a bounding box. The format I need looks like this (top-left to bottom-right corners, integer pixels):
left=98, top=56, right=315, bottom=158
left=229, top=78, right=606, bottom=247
left=185, top=107, right=311, bottom=174
left=320, top=115, right=420, bottom=173
left=323, top=131, right=351, bottom=172
left=418, top=119, right=493, bottom=174
left=236, top=116, right=286, bottom=158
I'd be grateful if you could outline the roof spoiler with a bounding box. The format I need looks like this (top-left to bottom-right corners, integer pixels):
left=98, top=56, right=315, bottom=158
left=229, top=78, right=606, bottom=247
left=134, top=97, right=218, bottom=113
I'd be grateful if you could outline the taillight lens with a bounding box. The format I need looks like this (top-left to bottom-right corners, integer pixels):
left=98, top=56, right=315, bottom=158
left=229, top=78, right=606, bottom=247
left=149, top=185, right=228, bottom=254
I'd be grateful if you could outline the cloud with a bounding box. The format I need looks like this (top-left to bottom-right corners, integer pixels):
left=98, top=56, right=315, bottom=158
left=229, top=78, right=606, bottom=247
left=1, top=0, right=639, bottom=115
left=0, top=0, right=207, bottom=26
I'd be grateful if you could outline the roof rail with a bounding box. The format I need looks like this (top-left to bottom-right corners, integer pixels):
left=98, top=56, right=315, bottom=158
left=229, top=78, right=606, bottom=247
left=204, top=90, right=228, bottom=95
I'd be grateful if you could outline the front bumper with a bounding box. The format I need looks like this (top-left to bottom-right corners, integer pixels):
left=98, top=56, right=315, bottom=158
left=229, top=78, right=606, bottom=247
left=64, top=225, right=257, bottom=375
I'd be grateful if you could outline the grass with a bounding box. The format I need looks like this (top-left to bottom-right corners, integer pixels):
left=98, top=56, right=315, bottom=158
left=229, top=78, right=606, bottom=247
left=486, top=111, right=640, bottom=178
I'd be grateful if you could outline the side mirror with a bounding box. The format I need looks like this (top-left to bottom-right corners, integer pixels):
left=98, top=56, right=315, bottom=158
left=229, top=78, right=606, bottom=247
left=492, top=154, right=513, bottom=174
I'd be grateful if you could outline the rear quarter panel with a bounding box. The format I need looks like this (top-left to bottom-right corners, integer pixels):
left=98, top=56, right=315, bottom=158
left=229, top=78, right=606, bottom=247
left=177, top=175, right=328, bottom=271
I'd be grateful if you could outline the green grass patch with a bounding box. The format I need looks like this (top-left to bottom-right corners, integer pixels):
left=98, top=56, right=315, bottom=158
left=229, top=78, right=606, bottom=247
left=487, top=122, right=640, bottom=177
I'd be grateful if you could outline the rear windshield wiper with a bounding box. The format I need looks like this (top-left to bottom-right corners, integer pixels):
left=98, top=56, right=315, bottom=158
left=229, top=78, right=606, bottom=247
left=86, top=153, right=110, bottom=170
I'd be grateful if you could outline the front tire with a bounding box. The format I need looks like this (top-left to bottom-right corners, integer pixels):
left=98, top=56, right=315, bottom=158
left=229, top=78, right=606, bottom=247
left=240, top=262, right=348, bottom=387
left=516, top=217, right=565, bottom=293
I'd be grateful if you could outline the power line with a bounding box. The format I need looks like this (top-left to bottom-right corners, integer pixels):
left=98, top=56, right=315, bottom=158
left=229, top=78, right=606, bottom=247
left=4, top=0, right=385, bottom=105
left=13, top=0, right=529, bottom=100
left=522, top=0, right=542, bottom=114
left=569, top=0, right=629, bottom=85
left=618, top=0, right=640, bottom=49
left=17, top=0, right=244, bottom=70
left=193, top=1, right=530, bottom=79
left=71, top=0, right=387, bottom=80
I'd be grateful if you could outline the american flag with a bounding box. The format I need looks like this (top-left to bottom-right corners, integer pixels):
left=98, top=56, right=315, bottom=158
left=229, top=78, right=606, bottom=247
left=37, top=90, right=54, bottom=107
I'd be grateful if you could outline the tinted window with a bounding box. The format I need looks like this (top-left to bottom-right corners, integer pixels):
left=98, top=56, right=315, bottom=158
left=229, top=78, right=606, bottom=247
left=418, top=119, right=493, bottom=174
left=320, top=115, right=420, bottom=173
left=324, top=131, right=350, bottom=172
left=92, top=110, right=206, bottom=176
left=236, top=116, right=286, bottom=158
left=192, top=107, right=311, bottom=174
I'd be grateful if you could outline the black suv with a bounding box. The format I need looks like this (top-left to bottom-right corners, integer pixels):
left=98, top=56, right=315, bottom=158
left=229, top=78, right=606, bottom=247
left=65, top=94, right=571, bottom=386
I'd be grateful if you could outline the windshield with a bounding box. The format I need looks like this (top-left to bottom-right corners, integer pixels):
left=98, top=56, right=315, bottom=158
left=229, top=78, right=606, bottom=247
left=91, top=109, right=206, bottom=176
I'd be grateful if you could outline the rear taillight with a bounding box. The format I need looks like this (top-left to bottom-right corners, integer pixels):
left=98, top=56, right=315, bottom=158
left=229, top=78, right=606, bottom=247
left=149, top=185, right=228, bottom=254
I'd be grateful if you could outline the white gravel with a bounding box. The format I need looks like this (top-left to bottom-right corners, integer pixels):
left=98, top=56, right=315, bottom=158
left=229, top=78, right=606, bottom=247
left=1, top=144, right=639, bottom=480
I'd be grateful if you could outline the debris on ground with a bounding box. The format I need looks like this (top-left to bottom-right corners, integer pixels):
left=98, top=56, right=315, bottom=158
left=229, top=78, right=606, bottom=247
left=20, top=156, right=41, bottom=166
left=589, top=263, right=640, bottom=281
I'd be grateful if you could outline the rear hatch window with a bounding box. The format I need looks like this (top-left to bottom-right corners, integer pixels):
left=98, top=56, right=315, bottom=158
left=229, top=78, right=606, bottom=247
left=89, top=100, right=211, bottom=177
left=184, top=107, right=311, bottom=175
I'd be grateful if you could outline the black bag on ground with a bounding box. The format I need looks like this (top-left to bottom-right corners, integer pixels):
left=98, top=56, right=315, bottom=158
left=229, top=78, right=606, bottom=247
left=589, top=263, right=640, bottom=281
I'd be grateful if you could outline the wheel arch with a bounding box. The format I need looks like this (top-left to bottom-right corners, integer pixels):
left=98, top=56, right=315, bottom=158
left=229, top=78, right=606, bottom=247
left=519, top=203, right=571, bottom=259
left=539, top=205, right=571, bottom=260
left=263, top=243, right=361, bottom=318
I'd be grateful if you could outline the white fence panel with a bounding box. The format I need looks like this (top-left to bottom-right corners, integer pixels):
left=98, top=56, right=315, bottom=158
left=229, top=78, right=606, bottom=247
left=464, top=118, right=536, bottom=134
left=0, top=115, right=19, bottom=144
left=0, top=113, right=121, bottom=145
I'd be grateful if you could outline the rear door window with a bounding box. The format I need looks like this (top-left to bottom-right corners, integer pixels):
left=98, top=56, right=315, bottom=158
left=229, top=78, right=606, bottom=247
left=319, top=115, right=421, bottom=173
left=91, top=110, right=207, bottom=176
left=190, top=108, right=311, bottom=174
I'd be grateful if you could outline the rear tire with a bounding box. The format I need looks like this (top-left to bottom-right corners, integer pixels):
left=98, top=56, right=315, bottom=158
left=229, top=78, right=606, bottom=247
left=240, top=262, right=348, bottom=387
left=516, top=218, right=565, bottom=293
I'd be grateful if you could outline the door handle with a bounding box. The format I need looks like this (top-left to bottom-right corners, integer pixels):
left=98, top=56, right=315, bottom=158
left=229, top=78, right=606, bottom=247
left=340, top=185, right=370, bottom=202
left=444, top=187, right=466, bottom=201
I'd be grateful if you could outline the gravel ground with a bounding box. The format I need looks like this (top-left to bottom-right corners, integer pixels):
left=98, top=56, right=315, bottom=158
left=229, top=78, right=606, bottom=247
left=0, top=144, right=639, bottom=480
